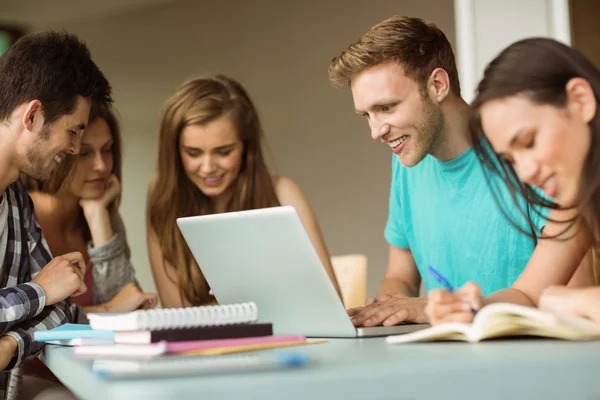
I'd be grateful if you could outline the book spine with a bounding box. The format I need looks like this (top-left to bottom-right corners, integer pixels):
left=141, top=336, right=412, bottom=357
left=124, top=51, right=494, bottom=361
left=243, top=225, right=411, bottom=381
left=117, top=323, right=274, bottom=344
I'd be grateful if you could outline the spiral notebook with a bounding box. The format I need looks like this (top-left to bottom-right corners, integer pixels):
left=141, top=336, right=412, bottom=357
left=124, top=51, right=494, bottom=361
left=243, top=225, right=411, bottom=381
left=87, top=302, right=259, bottom=331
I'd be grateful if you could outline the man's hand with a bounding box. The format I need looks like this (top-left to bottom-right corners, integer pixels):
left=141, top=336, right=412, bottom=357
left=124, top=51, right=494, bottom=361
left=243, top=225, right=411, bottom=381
left=0, top=335, right=17, bottom=371
left=346, top=294, right=386, bottom=322
left=31, top=252, right=87, bottom=306
left=347, top=294, right=428, bottom=327
left=104, top=283, right=158, bottom=313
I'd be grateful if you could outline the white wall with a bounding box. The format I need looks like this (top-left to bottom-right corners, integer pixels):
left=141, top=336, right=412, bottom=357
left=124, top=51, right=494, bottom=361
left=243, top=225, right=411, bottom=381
left=454, top=0, right=570, bottom=103
left=28, top=0, right=456, bottom=297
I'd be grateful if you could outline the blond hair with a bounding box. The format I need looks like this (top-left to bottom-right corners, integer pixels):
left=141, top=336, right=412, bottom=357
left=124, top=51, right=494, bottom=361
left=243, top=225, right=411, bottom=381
left=328, top=15, right=460, bottom=94
left=147, top=75, right=280, bottom=306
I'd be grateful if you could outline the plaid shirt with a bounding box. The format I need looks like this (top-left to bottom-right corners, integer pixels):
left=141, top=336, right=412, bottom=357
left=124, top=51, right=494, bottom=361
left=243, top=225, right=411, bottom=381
left=0, top=180, right=71, bottom=398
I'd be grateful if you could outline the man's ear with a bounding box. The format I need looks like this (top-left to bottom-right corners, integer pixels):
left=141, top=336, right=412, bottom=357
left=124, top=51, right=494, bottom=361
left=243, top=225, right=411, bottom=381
left=565, top=77, right=596, bottom=124
left=427, top=68, right=451, bottom=103
left=22, top=100, right=43, bottom=132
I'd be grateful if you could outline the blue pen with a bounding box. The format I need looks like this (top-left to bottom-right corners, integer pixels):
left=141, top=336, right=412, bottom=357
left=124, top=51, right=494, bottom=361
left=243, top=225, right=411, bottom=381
left=427, top=265, right=477, bottom=314
left=426, top=265, right=455, bottom=291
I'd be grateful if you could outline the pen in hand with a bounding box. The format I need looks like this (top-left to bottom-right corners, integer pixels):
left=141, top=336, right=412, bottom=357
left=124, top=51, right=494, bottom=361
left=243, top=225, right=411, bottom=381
left=427, top=265, right=478, bottom=315
left=427, top=265, right=455, bottom=291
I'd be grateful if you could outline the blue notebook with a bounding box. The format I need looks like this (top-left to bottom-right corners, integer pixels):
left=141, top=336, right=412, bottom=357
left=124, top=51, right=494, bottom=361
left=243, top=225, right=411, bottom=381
left=34, top=323, right=115, bottom=342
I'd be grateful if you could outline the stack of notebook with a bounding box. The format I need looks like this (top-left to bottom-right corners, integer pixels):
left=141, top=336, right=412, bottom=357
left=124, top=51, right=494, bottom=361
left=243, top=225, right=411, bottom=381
left=34, top=302, right=326, bottom=379
left=86, top=302, right=272, bottom=344
left=34, top=302, right=326, bottom=356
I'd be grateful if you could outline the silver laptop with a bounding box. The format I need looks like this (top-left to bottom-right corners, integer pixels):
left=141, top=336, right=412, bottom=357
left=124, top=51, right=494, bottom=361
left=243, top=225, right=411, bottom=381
left=176, top=206, right=428, bottom=338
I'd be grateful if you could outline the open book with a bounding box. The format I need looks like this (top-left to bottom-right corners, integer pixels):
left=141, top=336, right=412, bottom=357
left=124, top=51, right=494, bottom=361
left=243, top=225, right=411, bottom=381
left=386, top=303, right=600, bottom=344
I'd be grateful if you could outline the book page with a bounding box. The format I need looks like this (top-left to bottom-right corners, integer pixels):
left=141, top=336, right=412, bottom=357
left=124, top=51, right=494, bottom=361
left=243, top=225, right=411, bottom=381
left=474, top=303, right=600, bottom=341
left=387, top=303, right=600, bottom=344
left=386, top=323, right=472, bottom=344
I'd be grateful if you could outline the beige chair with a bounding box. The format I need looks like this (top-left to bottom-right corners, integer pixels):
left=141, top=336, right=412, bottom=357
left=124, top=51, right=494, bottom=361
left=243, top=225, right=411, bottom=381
left=331, top=254, right=367, bottom=309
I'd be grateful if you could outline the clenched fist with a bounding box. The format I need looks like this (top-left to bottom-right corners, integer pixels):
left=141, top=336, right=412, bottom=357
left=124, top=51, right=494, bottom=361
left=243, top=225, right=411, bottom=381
left=31, top=252, right=87, bottom=306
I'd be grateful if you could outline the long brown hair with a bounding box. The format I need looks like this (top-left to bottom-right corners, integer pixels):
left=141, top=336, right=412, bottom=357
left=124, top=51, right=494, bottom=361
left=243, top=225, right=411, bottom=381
left=23, top=104, right=123, bottom=239
left=148, top=74, right=280, bottom=306
left=469, top=38, right=600, bottom=243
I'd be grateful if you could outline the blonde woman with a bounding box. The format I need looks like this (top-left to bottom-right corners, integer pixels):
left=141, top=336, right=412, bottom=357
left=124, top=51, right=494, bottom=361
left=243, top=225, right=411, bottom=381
left=147, top=75, right=342, bottom=307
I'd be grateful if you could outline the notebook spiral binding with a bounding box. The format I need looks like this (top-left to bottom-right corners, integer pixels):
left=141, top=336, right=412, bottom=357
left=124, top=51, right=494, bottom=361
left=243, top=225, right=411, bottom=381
left=133, top=302, right=259, bottom=330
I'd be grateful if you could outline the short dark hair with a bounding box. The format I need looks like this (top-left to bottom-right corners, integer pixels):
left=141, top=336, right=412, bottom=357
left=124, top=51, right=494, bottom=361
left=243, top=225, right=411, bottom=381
left=0, top=30, right=112, bottom=123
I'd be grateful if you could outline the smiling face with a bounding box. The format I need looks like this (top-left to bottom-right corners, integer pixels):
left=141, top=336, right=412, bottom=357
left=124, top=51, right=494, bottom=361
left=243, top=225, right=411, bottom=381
left=67, top=117, right=114, bottom=199
left=351, top=60, right=444, bottom=167
left=21, top=96, right=90, bottom=180
left=179, top=114, right=244, bottom=201
left=480, top=94, right=593, bottom=208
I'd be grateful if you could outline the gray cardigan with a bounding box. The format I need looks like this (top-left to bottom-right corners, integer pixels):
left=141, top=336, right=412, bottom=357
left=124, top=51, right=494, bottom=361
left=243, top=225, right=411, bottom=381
left=73, top=212, right=138, bottom=323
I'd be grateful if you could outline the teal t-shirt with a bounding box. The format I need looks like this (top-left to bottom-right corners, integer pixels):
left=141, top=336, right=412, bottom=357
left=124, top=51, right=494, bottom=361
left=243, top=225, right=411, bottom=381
left=384, top=147, right=547, bottom=296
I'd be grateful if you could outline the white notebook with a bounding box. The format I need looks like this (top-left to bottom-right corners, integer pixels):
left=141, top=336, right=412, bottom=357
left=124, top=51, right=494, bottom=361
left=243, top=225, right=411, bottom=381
left=87, top=302, right=258, bottom=331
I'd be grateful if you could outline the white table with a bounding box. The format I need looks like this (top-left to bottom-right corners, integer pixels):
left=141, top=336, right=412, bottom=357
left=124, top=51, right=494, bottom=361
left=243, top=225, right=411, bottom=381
left=45, top=337, right=600, bottom=399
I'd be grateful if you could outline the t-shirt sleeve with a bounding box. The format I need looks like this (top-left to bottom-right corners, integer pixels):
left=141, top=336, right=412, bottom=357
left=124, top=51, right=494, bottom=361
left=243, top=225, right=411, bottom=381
left=384, top=156, right=409, bottom=249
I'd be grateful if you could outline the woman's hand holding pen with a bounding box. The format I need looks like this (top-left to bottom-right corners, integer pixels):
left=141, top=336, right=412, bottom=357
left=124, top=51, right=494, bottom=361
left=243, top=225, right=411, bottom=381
left=425, top=282, right=483, bottom=325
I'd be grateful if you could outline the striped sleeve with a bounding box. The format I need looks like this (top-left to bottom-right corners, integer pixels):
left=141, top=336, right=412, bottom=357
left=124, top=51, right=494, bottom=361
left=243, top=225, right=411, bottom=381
left=0, top=283, right=45, bottom=332
left=1, top=183, right=71, bottom=369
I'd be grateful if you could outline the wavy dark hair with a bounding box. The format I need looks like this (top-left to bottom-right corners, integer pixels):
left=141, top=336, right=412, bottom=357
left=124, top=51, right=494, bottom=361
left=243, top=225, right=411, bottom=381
left=470, top=37, right=600, bottom=241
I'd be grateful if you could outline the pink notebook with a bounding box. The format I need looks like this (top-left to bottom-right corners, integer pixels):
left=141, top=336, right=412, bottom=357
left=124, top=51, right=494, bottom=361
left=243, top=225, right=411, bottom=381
left=74, top=335, right=306, bottom=358
left=166, top=335, right=305, bottom=353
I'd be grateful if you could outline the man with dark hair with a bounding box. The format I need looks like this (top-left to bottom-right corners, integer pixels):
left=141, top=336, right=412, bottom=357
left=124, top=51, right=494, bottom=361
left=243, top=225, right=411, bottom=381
left=329, top=16, right=592, bottom=327
left=0, top=30, right=112, bottom=397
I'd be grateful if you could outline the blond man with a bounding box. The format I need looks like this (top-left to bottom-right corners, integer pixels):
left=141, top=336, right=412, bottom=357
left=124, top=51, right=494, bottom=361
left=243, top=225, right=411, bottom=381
left=329, top=16, right=592, bottom=327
